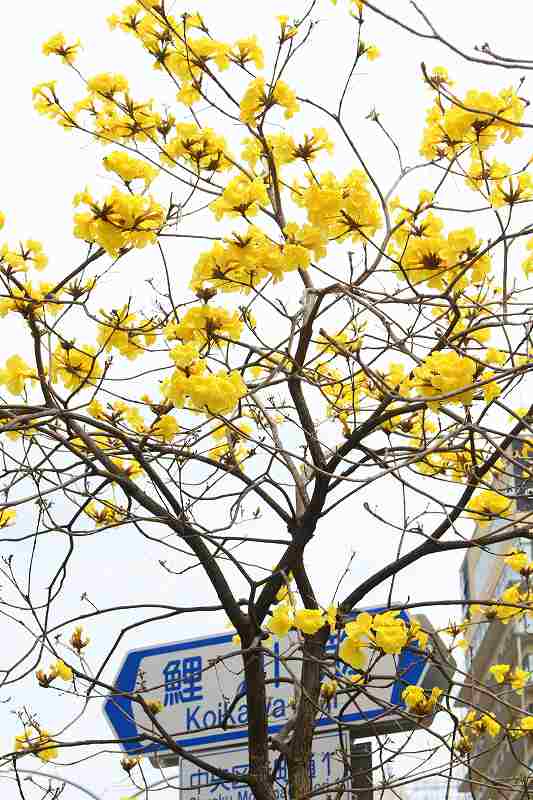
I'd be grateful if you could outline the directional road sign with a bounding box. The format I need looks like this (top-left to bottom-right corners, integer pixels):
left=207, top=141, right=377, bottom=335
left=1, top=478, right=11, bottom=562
left=179, top=732, right=348, bottom=800
left=103, top=609, right=451, bottom=756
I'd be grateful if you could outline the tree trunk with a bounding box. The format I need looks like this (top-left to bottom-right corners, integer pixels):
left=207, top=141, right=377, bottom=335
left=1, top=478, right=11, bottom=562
left=243, top=640, right=276, bottom=800
left=287, top=631, right=327, bottom=799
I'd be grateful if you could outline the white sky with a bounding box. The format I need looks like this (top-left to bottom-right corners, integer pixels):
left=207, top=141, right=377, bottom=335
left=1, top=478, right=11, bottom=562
left=1, top=1, right=532, bottom=798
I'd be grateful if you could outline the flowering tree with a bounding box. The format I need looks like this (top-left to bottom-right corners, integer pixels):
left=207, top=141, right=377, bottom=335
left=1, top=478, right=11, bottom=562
left=2, top=1, right=533, bottom=798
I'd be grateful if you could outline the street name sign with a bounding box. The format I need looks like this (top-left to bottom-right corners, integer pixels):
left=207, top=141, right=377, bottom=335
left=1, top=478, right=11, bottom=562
left=104, top=610, right=451, bottom=756
left=179, top=732, right=348, bottom=800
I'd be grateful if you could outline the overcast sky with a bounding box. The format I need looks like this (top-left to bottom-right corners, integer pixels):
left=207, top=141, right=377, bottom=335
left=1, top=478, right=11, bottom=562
left=1, top=1, right=532, bottom=798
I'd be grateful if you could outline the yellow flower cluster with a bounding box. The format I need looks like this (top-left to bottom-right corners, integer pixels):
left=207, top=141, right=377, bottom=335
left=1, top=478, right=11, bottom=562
left=0, top=355, right=36, bottom=395
left=388, top=203, right=491, bottom=289
left=73, top=187, right=165, bottom=256
left=509, top=716, right=533, bottom=739
left=190, top=224, right=327, bottom=295
left=0, top=508, right=16, bottom=528
left=97, top=305, right=156, bottom=360
left=36, top=659, right=73, bottom=687
left=165, top=306, right=243, bottom=344
left=466, top=489, right=511, bottom=527
left=267, top=602, right=294, bottom=636
left=402, top=685, right=442, bottom=716
left=103, top=151, right=159, bottom=187
left=471, top=579, right=532, bottom=627
left=1, top=283, right=58, bottom=318
left=421, top=84, right=525, bottom=160
left=42, top=32, right=81, bottom=63
left=111, top=457, right=143, bottom=480
left=52, top=343, right=101, bottom=391
left=240, top=77, right=299, bottom=125
left=162, top=367, right=247, bottom=416
left=162, top=123, right=232, bottom=172
left=320, top=679, right=338, bottom=701
left=89, top=397, right=139, bottom=428
left=292, top=170, right=382, bottom=244
left=106, top=4, right=267, bottom=112
left=150, top=414, right=180, bottom=442
left=458, top=710, right=501, bottom=752
left=410, top=351, right=477, bottom=409
left=490, top=172, right=533, bottom=208
left=0, top=239, right=48, bottom=273
left=489, top=663, right=530, bottom=692
left=84, top=500, right=126, bottom=527
left=242, top=129, right=333, bottom=169
left=505, top=549, right=533, bottom=575
left=338, top=611, right=426, bottom=669
left=210, top=176, right=269, bottom=221
left=314, top=362, right=367, bottom=428
left=230, top=36, right=264, bottom=69
left=77, top=91, right=166, bottom=143
left=91, top=396, right=180, bottom=443
left=265, top=589, right=337, bottom=639
left=32, top=81, right=76, bottom=128
left=87, top=72, right=129, bottom=96
left=15, top=726, right=59, bottom=762
left=522, top=238, right=533, bottom=277
left=339, top=612, right=373, bottom=669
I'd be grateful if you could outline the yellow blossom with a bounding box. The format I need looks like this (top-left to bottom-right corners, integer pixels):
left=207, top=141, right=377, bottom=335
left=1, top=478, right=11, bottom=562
left=151, top=414, right=180, bottom=442
left=239, top=77, right=299, bottom=126
left=294, top=609, right=325, bottom=635
left=365, top=45, right=380, bottom=61
left=339, top=635, right=367, bottom=670
left=267, top=603, right=293, bottom=637
left=320, top=679, right=338, bottom=700
left=103, top=151, right=159, bottom=187
left=505, top=550, right=530, bottom=574
left=372, top=611, right=408, bottom=654
left=467, top=489, right=511, bottom=527
left=70, top=625, right=90, bottom=652
left=0, top=355, right=36, bottom=395
left=489, top=663, right=510, bottom=683
left=211, top=176, right=269, bottom=221
left=402, top=685, right=442, bottom=715
left=15, top=727, right=59, bottom=762
left=87, top=72, right=129, bottom=95
left=0, top=508, right=16, bottom=528
left=42, top=32, right=81, bottom=63
left=73, top=186, right=165, bottom=256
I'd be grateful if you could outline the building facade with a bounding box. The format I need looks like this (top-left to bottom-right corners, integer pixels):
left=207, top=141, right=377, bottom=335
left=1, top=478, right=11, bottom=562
left=459, top=440, right=533, bottom=798
left=405, top=779, right=466, bottom=800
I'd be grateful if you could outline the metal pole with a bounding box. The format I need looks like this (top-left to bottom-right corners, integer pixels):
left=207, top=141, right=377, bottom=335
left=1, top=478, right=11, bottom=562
left=351, top=740, right=373, bottom=800
left=0, top=768, right=104, bottom=800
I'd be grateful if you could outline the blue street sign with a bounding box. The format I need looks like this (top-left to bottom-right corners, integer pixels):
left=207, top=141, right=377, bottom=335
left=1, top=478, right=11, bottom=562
left=103, top=609, right=431, bottom=756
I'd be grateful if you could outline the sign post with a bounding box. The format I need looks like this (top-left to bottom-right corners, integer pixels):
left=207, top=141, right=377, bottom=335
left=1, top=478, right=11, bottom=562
left=351, top=741, right=373, bottom=800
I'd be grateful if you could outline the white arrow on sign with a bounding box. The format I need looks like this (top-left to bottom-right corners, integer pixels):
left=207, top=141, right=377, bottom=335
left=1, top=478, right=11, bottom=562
left=103, top=609, right=441, bottom=756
